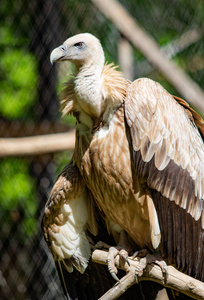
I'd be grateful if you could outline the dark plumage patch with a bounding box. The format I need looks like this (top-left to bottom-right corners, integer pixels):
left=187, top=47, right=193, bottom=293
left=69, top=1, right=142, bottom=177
left=132, top=144, right=204, bottom=281
left=153, top=191, right=204, bottom=281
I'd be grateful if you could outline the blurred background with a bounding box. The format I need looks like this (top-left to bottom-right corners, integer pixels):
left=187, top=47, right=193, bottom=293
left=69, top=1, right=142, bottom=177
left=0, top=0, right=203, bottom=299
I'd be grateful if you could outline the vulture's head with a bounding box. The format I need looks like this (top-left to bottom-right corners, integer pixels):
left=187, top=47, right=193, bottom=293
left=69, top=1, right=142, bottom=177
left=50, top=33, right=105, bottom=70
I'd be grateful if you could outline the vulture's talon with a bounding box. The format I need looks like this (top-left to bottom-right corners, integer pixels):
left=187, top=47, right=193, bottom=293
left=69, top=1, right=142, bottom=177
left=154, top=258, right=168, bottom=278
left=119, top=249, right=130, bottom=266
left=121, top=254, right=130, bottom=266
left=110, top=271, right=120, bottom=282
left=107, top=246, right=120, bottom=275
left=133, top=250, right=168, bottom=278
left=135, top=257, right=147, bottom=277
left=98, top=243, right=133, bottom=282
left=95, top=242, right=121, bottom=281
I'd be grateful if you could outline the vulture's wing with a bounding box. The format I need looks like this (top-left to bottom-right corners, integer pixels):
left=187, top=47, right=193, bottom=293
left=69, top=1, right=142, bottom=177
left=42, top=162, right=98, bottom=275
left=125, top=78, right=204, bottom=280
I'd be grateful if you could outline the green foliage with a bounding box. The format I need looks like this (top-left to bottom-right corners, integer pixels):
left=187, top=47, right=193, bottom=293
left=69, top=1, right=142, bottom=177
left=0, top=26, right=14, bottom=46
left=0, top=27, right=38, bottom=119
left=54, top=150, right=73, bottom=176
left=0, top=158, right=37, bottom=238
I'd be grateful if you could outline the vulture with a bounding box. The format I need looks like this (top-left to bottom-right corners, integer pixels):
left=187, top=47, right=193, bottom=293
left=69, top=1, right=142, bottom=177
left=42, top=33, right=204, bottom=299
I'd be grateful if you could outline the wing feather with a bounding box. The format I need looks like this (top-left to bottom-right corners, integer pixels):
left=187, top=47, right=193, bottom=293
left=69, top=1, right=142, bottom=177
left=125, top=78, right=204, bottom=280
left=42, top=162, right=98, bottom=274
left=125, top=78, right=204, bottom=223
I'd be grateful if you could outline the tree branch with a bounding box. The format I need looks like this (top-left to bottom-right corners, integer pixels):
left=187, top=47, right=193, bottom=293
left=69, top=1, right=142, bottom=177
left=92, top=249, right=204, bottom=300
left=91, top=0, right=204, bottom=114
left=0, top=131, right=75, bottom=157
left=134, top=25, right=204, bottom=77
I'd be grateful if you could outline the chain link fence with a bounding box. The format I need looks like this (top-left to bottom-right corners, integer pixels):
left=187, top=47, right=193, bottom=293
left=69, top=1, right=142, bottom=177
left=0, top=0, right=203, bottom=299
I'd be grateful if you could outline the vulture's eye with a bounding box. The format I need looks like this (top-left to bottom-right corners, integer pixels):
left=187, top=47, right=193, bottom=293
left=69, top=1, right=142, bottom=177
left=74, top=42, right=85, bottom=49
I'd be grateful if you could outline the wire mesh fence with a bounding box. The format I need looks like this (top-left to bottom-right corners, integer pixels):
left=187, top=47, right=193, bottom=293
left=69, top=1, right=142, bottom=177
left=0, top=0, right=203, bottom=299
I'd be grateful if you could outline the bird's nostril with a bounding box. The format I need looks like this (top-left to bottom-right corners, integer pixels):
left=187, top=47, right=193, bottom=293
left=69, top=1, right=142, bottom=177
left=60, top=45, right=67, bottom=52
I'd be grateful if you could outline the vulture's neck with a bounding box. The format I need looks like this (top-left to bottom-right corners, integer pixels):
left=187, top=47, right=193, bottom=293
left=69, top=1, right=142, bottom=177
left=60, top=63, right=128, bottom=130
left=74, top=62, right=104, bottom=118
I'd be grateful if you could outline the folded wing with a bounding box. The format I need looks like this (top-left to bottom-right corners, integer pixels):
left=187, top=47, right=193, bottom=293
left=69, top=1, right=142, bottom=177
left=42, top=162, right=98, bottom=274
left=125, top=78, right=204, bottom=280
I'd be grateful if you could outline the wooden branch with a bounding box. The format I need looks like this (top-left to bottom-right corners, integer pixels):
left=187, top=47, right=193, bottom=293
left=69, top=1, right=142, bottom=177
left=118, top=36, right=134, bottom=81
left=134, top=26, right=204, bottom=77
left=91, top=0, right=204, bottom=114
left=92, top=249, right=204, bottom=300
left=0, top=131, right=75, bottom=157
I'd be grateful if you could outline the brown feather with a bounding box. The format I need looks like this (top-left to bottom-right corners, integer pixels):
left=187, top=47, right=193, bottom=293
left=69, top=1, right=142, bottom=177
left=101, top=63, right=129, bottom=103
left=60, top=78, right=77, bottom=116
left=42, top=162, right=97, bottom=274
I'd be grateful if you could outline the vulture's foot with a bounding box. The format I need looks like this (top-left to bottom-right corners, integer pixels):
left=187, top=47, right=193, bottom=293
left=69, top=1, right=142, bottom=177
left=132, top=250, right=168, bottom=279
left=95, top=241, right=132, bottom=282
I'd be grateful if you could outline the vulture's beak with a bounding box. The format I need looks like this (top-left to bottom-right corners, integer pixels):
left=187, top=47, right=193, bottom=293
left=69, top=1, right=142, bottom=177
left=50, top=45, right=67, bottom=64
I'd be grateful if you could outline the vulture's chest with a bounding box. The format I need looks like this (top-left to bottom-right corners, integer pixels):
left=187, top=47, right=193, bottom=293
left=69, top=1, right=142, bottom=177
left=74, top=107, right=132, bottom=210
left=74, top=107, right=153, bottom=245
